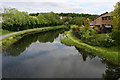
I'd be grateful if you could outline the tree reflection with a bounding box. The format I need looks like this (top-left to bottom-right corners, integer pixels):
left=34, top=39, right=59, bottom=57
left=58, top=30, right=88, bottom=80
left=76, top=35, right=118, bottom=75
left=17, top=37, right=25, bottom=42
left=102, top=60, right=120, bottom=80
left=75, top=47, right=120, bottom=80
left=3, top=29, right=64, bottom=56
left=75, top=47, right=96, bottom=61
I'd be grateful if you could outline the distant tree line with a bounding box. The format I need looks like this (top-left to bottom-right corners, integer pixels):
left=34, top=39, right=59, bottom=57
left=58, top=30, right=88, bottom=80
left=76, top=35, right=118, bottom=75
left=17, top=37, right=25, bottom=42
left=2, top=8, right=63, bottom=31
left=29, top=13, right=39, bottom=16
left=30, top=12, right=98, bottom=26
left=2, top=8, right=98, bottom=31
left=57, top=13, right=98, bottom=26
left=30, top=13, right=98, bottom=21
left=57, top=13, right=98, bottom=20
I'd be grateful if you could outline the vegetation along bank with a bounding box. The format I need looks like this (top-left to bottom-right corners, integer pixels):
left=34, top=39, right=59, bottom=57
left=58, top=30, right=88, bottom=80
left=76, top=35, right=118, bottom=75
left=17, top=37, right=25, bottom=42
left=1, top=25, right=66, bottom=51
left=61, top=2, right=120, bottom=65
left=60, top=31, right=119, bottom=65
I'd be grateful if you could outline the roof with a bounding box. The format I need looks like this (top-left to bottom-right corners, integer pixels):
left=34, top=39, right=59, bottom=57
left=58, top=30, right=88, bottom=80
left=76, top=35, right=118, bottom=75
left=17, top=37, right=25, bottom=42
left=94, top=12, right=109, bottom=20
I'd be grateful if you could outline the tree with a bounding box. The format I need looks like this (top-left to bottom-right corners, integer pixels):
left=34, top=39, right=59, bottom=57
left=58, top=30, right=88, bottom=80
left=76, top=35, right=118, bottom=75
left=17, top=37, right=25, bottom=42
left=2, top=8, right=31, bottom=31
left=2, top=8, right=17, bottom=30
left=111, top=2, right=120, bottom=45
left=74, top=17, right=86, bottom=26
left=37, top=13, right=48, bottom=27
left=41, top=12, right=62, bottom=26
left=84, top=18, right=90, bottom=28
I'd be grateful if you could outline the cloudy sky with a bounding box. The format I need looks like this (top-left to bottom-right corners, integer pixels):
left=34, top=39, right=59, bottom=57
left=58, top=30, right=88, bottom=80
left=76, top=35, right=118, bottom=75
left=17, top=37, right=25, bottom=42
left=0, top=0, right=119, bottom=14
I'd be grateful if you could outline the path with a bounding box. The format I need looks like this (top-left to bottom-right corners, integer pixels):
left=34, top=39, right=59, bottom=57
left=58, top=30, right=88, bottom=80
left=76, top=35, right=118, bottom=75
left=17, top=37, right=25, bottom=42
left=0, top=32, right=20, bottom=40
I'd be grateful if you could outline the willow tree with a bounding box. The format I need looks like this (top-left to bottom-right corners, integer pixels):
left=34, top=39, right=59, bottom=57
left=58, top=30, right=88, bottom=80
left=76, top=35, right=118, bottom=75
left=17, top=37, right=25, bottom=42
left=2, top=8, right=31, bottom=31
left=37, top=13, right=48, bottom=27
left=41, top=12, right=62, bottom=26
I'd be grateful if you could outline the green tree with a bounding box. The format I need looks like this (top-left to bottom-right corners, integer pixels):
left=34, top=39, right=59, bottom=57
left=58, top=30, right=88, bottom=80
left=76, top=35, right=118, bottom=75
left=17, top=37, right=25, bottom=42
left=74, top=17, right=86, bottom=26
left=41, top=12, right=62, bottom=26
left=37, top=13, right=48, bottom=27
left=84, top=18, right=90, bottom=28
left=2, top=8, right=31, bottom=31
left=2, top=8, right=62, bottom=31
left=112, top=2, right=120, bottom=45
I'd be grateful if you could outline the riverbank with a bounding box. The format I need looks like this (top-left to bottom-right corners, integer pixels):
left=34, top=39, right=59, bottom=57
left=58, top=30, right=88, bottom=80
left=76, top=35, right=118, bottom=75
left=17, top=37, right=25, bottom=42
left=60, top=31, right=119, bottom=65
left=0, top=29, right=14, bottom=36
left=1, top=25, right=66, bottom=51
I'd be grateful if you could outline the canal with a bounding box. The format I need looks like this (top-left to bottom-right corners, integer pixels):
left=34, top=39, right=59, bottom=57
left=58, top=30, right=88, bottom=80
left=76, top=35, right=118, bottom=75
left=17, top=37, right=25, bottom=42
left=2, top=29, right=120, bottom=79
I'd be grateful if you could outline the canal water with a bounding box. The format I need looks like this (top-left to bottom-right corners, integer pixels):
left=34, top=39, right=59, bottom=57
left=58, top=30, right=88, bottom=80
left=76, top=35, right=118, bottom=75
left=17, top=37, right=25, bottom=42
left=2, top=29, right=120, bottom=79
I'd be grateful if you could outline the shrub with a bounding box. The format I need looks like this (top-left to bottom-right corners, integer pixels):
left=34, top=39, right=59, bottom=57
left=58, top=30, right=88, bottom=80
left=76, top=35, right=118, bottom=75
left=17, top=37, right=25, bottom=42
left=71, top=25, right=115, bottom=47
left=93, top=34, right=114, bottom=47
left=78, top=27, right=96, bottom=41
left=71, top=25, right=79, bottom=32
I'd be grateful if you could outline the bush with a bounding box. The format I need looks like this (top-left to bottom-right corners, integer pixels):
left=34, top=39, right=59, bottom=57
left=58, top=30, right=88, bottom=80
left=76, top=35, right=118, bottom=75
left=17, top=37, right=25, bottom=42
left=71, top=25, right=115, bottom=47
left=71, top=25, right=79, bottom=32
left=112, top=31, right=120, bottom=46
left=111, top=2, right=120, bottom=46
left=78, top=27, right=96, bottom=41
left=93, top=34, right=114, bottom=47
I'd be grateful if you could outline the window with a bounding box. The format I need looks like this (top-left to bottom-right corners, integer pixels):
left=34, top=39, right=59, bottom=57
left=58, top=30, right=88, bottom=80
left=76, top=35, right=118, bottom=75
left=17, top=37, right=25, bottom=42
left=102, top=24, right=104, bottom=26
left=108, top=16, right=111, bottom=20
left=102, top=17, right=104, bottom=20
left=105, top=17, right=107, bottom=20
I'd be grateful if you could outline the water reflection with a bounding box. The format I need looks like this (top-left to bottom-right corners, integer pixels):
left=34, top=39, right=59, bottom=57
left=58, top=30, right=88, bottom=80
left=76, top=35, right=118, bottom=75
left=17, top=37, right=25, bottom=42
left=75, top=47, right=120, bottom=80
left=75, top=47, right=96, bottom=61
left=2, top=29, right=120, bottom=79
left=3, top=29, right=64, bottom=56
left=102, top=61, right=120, bottom=80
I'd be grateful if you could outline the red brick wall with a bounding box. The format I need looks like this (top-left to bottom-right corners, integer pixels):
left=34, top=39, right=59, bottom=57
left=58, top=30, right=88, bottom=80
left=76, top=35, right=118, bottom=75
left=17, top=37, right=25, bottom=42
left=91, top=13, right=113, bottom=27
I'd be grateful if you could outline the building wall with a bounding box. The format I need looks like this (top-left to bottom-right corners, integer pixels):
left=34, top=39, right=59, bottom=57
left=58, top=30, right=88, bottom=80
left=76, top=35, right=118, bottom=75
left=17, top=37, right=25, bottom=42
left=94, top=17, right=102, bottom=26
left=90, top=12, right=113, bottom=27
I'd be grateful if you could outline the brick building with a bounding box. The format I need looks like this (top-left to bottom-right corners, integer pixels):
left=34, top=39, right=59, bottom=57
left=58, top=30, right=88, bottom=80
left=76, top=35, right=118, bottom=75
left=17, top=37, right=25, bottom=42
left=90, top=12, right=113, bottom=32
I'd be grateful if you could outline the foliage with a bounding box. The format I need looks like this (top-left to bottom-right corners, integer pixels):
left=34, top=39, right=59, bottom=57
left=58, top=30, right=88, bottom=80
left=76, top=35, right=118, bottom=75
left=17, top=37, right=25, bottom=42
left=57, top=13, right=98, bottom=20
left=3, top=28, right=64, bottom=56
left=71, top=25, right=79, bottom=28
left=92, top=34, right=115, bottom=47
left=2, top=25, right=66, bottom=50
left=29, top=12, right=98, bottom=27
left=111, top=2, right=120, bottom=46
left=62, top=17, right=86, bottom=26
left=29, top=13, right=39, bottom=16
left=78, top=27, right=96, bottom=41
left=41, top=12, right=63, bottom=26
left=71, top=25, right=96, bottom=42
left=60, top=31, right=119, bottom=65
left=71, top=25, right=114, bottom=47
left=84, top=18, right=90, bottom=28
left=73, top=17, right=86, bottom=26
left=37, top=13, right=48, bottom=26
left=1, top=29, right=14, bottom=36
left=2, top=8, right=63, bottom=31
left=71, top=25, right=79, bottom=32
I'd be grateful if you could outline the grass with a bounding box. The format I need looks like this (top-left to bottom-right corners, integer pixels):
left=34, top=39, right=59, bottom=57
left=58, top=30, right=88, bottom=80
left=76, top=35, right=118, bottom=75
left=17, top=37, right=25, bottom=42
left=1, top=25, right=66, bottom=51
left=60, top=31, right=119, bottom=65
left=0, top=29, right=14, bottom=36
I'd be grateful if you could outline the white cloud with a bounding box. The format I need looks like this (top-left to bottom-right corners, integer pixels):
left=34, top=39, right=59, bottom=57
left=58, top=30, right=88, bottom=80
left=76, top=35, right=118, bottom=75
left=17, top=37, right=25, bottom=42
left=0, top=0, right=119, bottom=14
left=1, top=0, right=67, bottom=2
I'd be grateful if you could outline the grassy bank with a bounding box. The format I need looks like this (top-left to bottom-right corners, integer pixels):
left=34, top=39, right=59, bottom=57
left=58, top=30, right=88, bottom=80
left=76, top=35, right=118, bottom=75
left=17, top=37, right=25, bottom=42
left=1, top=25, right=66, bottom=51
left=0, top=29, right=14, bottom=36
left=60, top=31, right=119, bottom=65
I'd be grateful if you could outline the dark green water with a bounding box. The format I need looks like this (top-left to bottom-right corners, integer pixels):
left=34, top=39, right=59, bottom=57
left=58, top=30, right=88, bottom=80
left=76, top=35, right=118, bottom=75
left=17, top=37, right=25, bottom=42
left=2, top=29, right=120, bottom=79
